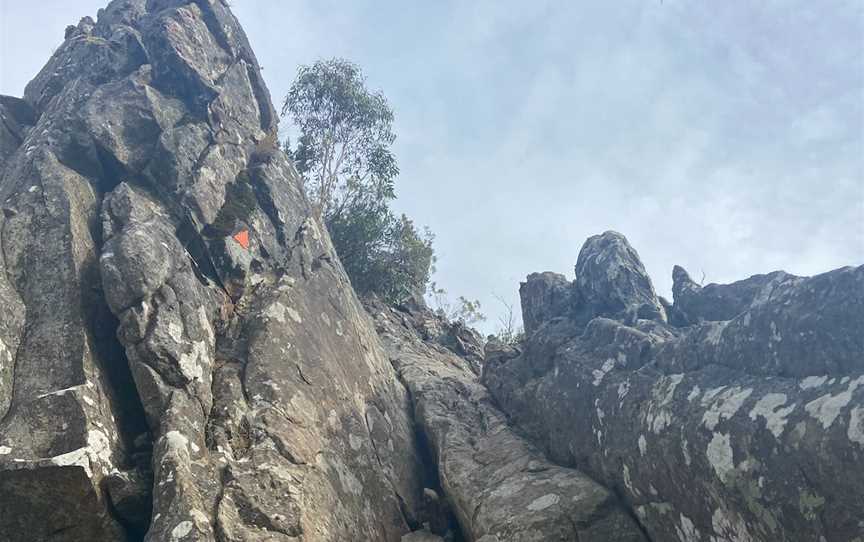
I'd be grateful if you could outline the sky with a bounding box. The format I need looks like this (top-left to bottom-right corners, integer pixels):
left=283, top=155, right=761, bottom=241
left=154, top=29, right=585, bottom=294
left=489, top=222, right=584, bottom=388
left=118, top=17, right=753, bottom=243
left=1, top=0, right=863, bottom=334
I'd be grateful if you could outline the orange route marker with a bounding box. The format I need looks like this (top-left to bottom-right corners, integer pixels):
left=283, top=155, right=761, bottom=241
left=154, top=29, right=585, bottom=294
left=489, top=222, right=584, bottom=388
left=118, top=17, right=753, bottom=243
left=233, top=229, right=250, bottom=249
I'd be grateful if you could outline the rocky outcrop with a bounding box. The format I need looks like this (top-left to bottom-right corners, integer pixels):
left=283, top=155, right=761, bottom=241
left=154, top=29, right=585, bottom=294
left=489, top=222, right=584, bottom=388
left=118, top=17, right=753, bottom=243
left=669, top=265, right=791, bottom=326
left=2, top=1, right=861, bottom=540
left=484, top=231, right=864, bottom=541
left=519, top=272, right=572, bottom=335
left=368, top=299, right=647, bottom=542
left=0, top=1, right=425, bottom=540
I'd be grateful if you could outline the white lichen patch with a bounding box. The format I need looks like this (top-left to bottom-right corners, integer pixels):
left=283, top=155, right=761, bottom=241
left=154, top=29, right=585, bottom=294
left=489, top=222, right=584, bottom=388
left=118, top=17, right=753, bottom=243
left=527, top=493, right=559, bottom=511
left=197, top=307, right=214, bottom=342
left=86, top=429, right=113, bottom=467
left=0, top=339, right=10, bottom=363
left=749, top=393, right=796, bottom=438
left=178, top=340, right=207, bottom=381
left=47, top=427, right=115, bottom=477
left=655, top=374, right=684, bottom=406
left=799, top=375, right=828, bottom=390
left=805, top=376, right=864, bottom=429
left=348, top=434, right=363, bottom=451
left=618, top=380, right=630, bottom=404
left=287, top=307, right=302, bottom=324
left=191, top=510, right=209, bottom=525
left=638, top=434, right=647, bottom=456
left=847, top=406, right=864, bottom=447
left=650, top=410, right=672, bottom=434
left=327, top=409, right=341, bottom=431
left=707, top=432, right=735, bottom=482
left=676, top=513, right=700, bottom=541
left=702, top=387, right=753, bottom=430
left=622, top=464, right=639, bottom=496
left=682, top=436, right=691, bottom=466
left=170, top=521, right=194, bottom=540
left=769, top=321, right=781, bottom=343
left=592, top=358, right=616, bottom=386
left=165, top=430, right=191, bottom=455
left=320, top=312, right=331, bottom=327
left=265, top=302, right=287, bottom=323
left=701, top=385, right=727, bottom=403
left=646, top=374, right=683, bottom=433
left=687, top=385, right=701, bottom=402
left=50, top=447, right=92, bottom=476
left=167, top=322, right=184, bottom=343
left=0, top=446, right=11, bottom=455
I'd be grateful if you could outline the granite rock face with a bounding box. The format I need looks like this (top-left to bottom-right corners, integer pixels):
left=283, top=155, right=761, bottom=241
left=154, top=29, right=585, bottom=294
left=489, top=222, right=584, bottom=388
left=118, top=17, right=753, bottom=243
left=368, top=299, right=646, bottom=542
left=0, top=1, right=424, bottom=540
left=3, top=1, right=861, bottom=541
left=484, top=231, right=864, bottom=542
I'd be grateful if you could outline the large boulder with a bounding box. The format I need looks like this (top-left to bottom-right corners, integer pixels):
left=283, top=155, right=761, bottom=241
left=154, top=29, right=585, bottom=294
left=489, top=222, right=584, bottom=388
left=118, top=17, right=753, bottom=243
left=518, top=232, right=668, bottom=339
left=483, top=232, right=864, bottom=542
left=369, top=299, right=647, bottom=542
left=574, top=231, right=666, bottom=324
left=0, top=1, right=425, bottom=540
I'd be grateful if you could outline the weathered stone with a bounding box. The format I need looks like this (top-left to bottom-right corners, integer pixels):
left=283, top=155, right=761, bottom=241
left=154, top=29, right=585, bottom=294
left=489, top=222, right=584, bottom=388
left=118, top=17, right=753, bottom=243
left=0, top=121, right=138, bottom=540
left=519, top=271, right=572, bottom=335
left=1, top=1, right=427, bottom=540
left=574, top=231, right=666, bottom=324
left=0, top=96, right=36, bottom=170
left=5, top=0, right=859, bottom=540
left=484, top=232, right=864, bottom=542
left=370, top=299, right=646, bottom=542
left=671, top=264, right=793, bottom=325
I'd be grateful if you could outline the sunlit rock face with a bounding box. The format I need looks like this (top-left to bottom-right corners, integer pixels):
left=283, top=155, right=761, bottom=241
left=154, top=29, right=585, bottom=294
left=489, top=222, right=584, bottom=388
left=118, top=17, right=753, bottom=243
left=0, top=1, right=425, bottom=540
left=483, top=231, right=864, bottom=542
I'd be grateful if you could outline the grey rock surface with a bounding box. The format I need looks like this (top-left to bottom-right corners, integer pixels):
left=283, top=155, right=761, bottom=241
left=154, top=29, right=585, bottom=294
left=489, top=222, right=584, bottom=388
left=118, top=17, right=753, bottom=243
left=484, top=232, right=864, bottom=542
left=369, top=299, right=647, bottom=542
left=2, top=1, right=860, bottom=540
left=574, top=231, right=666, bottom=324
left=0, top=1, right=424, bottom=540
left=519, top=271, right=572, bottom=335
left=670, top=264, right=792, bottom=326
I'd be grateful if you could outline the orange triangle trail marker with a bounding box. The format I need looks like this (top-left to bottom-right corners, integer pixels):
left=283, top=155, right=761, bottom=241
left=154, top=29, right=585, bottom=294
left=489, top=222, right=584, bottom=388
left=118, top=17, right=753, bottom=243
left=233, top=229, right=250, bottom=250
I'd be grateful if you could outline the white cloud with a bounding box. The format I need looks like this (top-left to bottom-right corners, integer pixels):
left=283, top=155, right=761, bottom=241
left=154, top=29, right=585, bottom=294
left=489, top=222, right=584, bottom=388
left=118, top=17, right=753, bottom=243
left=1, top=0, right=861, bottom=335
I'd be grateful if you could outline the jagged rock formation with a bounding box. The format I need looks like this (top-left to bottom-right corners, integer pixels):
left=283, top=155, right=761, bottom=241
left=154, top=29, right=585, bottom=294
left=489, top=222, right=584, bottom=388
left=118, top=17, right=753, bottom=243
left=2, top=1, right=862, bottom=541
left=0, top=1, right=426, bottom=540
left=368, top=299, right=647, bottom=542
left=484, top=231, right=864, bottom=541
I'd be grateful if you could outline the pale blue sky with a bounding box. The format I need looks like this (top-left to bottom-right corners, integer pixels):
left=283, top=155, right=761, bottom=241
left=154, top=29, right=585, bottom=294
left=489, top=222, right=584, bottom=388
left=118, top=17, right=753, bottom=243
left=2, top=0, right=862, bottom=333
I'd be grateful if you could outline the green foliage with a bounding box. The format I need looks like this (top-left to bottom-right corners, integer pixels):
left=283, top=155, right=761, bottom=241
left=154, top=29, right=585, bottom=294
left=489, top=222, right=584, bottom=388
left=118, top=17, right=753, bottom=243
left=282, top=59, right=434, bottom=304
left=327, top=197, right=434, bottom=304
left=282, top=58, right=398, bottom=217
